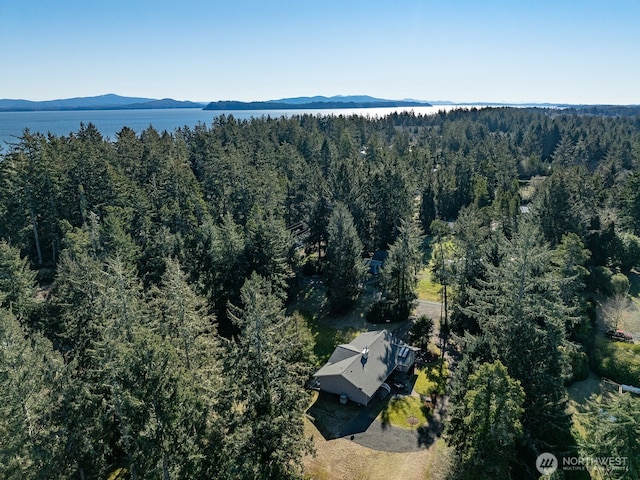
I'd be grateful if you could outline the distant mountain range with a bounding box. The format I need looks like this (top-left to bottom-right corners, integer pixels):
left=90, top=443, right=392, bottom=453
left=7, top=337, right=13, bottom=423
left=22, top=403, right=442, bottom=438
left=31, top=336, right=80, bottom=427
left=0, top=94, right=432, bottom=112
left=3, top=94, right=635, bottom=114
left=204, top=95, right=432, bottom=110
left=0, top=94, right=205, bottom=112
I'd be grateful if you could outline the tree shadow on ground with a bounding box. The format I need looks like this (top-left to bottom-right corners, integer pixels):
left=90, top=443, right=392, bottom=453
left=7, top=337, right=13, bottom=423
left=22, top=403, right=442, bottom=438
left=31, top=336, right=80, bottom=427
left=307, top=391, right=379, bottom=440
left=417, top=395, right=447, bottom=448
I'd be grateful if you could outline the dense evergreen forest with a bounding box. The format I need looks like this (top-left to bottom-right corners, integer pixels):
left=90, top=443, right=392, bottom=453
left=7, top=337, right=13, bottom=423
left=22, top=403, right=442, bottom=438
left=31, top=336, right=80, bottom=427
left=1, top=107, right=640, bottom=479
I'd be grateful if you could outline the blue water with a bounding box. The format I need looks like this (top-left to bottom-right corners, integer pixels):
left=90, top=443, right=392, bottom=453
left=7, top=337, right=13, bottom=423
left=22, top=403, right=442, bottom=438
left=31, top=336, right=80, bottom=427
left=0, top=108, right=215, bottom=150
left=0, top=105, right=466, bottom=152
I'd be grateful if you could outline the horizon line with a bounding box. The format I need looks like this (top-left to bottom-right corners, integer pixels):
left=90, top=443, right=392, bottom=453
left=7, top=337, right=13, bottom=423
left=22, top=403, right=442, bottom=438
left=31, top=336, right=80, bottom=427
left=1, top=93, right=639, bottom=108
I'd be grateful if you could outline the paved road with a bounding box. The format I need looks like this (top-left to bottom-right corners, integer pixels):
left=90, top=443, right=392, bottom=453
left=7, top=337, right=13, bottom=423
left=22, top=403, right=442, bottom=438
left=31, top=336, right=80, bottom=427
left=415, top=300, right=443, bottom=330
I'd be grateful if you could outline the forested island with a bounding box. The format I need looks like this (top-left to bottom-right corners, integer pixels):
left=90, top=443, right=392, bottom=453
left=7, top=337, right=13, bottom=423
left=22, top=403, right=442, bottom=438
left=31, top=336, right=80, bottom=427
left=204, top=97, right=431, bottom=110
left=1, top=107, right=639, bottom=479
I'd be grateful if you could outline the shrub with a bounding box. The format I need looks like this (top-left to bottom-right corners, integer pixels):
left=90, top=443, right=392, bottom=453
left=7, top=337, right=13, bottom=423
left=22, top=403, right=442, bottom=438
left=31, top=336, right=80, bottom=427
left=588, top=265, right=613, bottom=295
left=617, top=232, right=640, bottom=273
left=591, top=337, right=640, bottom=385
left=410, top=315, right=434, bottom=352
left=366, top=299, right=393, bottom=324
left=568, top=347, right=590, bottom=382
left=366, top=298, right=413, bottom=324
left=610, top=272, right=630, bottom=295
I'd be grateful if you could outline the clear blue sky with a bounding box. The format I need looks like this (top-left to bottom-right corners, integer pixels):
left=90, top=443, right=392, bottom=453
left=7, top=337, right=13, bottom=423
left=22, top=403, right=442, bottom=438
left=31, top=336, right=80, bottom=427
left=2, top=0, right=639, bottom=104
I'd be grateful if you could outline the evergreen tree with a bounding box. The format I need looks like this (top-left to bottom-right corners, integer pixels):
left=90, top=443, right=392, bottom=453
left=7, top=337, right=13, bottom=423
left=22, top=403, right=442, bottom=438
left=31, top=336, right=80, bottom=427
left=0, top=240, right=37, bottom=322
left=370, top=163, right=413, bottom=248
left=409, top=315, right=434, bottom=353
left=306, top=185, right=332, bottom=268
left=429, top=219, right=455, bottom=343
left=381, top=219, right=423, bottom=320
left=420, top=182, right=437, bottom=234
left=151, top=259, right=225, bottom=479
left=223, top=274, right=312, bottom=480
left=452, top=360, right=525, bottom=480
left=463, top=219, right=574, bottom=473
left=323, top=203, right=365, bottom=312
left=579, top=393, right=640, bottom=480
left=552, top=136, right=577, bottom=167
left=620, top=171, right=640, bottom=236
left=49, top=230, right=115, bottom=478
left=450, top=205, right=489, bottom=334
left=552, top=233, right=590, bottom=301
left=197, top=215, right=247, bottom=337
left=444, top=333, right=490, bottom=466
left=533, top=170, right=584, bottom=246
left=0, top=308, right=64, bottom=479
left=245, top=206, right=293, bottom=298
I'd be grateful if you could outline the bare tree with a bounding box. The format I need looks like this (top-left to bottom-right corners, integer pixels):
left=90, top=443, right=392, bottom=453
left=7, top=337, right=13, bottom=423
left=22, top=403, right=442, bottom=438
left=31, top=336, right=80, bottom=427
left=602, top=293, right=631, bottom=331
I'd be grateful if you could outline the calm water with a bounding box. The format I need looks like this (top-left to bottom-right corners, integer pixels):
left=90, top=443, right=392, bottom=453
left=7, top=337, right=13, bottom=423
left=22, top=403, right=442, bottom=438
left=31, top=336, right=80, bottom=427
left=0, top=105, right=478, bottom=152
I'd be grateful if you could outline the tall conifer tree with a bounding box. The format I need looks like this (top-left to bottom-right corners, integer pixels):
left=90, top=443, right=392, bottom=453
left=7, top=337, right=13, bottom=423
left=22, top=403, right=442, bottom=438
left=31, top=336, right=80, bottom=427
left=381, top=218, right=423, bottom=320
left=323, top=203, right=365, bottom=312
left=462, top=219, right=574, bottom=473
left=223, top=274, right=312, bottom=480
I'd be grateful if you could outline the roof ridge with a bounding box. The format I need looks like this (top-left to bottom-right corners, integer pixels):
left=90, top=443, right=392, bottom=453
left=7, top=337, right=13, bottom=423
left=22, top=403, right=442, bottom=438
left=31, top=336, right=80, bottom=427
left=337, top=343, right=362, bottom=353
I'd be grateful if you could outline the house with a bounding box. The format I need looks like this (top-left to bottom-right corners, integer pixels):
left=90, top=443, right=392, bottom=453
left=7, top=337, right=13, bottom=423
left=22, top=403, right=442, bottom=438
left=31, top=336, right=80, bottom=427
left=364, top=250, right=388, bottom=275
left=312, top=330, right=418, bottom=406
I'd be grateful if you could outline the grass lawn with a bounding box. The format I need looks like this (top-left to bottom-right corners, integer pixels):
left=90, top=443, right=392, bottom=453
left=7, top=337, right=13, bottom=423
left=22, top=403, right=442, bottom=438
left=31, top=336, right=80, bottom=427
left=416, top=267, right=441, bottom=302
left=377, top=395, right=430, bottom=429
left=374, top=360, right=449, bottom=430
left=414, top=360, right=449, bottom=396
left=306, top=318, right=361, bottom=365
left=288, top=280, right=364, bottom=365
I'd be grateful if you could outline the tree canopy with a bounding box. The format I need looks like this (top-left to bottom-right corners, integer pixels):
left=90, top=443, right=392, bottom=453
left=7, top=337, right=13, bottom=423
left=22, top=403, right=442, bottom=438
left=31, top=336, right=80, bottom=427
left=2, top=106, right=640, bottom=478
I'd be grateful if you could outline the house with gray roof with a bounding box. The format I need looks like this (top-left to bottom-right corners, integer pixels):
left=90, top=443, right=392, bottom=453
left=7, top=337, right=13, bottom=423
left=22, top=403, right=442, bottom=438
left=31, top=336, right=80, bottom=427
left=312, top=330, right=418, bottom=406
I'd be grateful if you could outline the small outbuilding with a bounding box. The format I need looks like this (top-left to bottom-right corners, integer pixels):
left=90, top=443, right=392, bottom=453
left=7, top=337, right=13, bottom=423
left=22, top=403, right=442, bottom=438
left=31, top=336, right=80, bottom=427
left=364, top=250, right=388, bottom=275
left=312, top=330, right=418, bottom=406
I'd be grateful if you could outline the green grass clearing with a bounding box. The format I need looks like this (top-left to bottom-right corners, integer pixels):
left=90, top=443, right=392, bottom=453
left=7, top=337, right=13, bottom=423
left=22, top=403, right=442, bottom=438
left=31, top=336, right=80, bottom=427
left=566, top=373, right=602, bottom=415
left=416, top=267, right=442, bottom=302
left=377, top=395, right=430, bottom=429
left=414, top=360, right=449, bottom=396
left=292, top=309, right=361, bottom=365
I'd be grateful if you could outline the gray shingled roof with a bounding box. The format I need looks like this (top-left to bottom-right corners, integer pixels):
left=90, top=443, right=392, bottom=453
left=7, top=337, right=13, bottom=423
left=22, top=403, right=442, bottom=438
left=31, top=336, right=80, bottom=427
left=314, top=330, right=406, bottom=401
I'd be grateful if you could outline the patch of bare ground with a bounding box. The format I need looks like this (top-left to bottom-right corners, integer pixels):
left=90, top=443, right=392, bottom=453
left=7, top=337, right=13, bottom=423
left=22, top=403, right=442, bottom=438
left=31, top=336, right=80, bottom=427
left=567, top=373, right=602, bottom=414
left=596, top=296, right=640, bottom=344
left=303, top=417, right=450, bottom=480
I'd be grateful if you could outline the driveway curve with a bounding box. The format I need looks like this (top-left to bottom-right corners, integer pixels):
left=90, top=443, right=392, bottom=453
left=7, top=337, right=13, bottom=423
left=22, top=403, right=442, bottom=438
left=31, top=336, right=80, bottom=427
left=338, top=396, right=447, bottom=453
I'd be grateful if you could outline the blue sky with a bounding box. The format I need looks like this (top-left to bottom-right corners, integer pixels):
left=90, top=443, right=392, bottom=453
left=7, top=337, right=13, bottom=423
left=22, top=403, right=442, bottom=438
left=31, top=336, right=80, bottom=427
left=2, top=0, right=639, bottom=104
